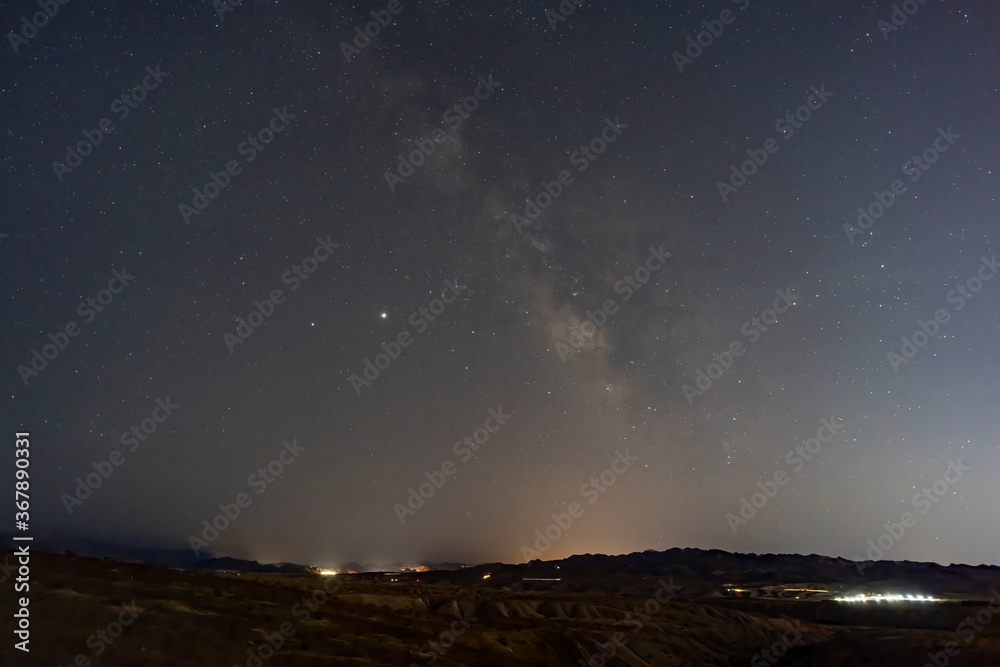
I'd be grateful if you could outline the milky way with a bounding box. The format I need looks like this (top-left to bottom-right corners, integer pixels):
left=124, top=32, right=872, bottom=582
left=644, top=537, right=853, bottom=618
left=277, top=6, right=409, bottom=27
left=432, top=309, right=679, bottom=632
left=1, top=0, right=997, bottom=568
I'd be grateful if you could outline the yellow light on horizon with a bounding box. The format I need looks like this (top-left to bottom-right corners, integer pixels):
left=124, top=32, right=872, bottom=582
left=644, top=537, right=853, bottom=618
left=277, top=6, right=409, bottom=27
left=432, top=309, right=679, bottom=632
left=319, top=569, right=338, bottom=576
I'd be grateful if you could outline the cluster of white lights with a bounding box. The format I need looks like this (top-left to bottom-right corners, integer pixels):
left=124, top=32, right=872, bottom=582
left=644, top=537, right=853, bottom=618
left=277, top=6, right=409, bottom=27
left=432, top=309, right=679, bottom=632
left=834, top=593, right=939, bottom=603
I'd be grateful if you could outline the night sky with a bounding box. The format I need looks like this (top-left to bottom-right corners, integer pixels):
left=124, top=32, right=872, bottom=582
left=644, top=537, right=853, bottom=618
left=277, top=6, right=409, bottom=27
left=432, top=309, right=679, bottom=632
left=2, top=0, right=997, bottom=569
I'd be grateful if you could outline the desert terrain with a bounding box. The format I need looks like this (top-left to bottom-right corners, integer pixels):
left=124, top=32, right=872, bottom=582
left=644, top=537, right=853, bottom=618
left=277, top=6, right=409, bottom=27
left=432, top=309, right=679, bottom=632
left=3, top=547, right=1000, bottom=666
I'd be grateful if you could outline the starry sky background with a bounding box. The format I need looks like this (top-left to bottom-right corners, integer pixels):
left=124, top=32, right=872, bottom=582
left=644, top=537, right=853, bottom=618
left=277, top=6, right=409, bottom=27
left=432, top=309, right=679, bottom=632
left=1, top=0, right=997, bottom=568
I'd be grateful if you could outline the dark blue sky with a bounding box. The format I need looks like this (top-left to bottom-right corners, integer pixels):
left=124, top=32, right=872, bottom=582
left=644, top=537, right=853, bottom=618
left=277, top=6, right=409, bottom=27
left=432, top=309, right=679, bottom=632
left=1, top=0, right=997, bottom=568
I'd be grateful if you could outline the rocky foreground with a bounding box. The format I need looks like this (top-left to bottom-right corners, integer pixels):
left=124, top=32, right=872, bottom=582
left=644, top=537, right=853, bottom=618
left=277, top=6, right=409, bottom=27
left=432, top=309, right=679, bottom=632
left=2, top=548, right=1000, bottom=666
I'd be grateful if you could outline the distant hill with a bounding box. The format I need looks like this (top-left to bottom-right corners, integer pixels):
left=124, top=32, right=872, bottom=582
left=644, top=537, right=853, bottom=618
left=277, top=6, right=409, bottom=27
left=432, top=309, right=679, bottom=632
left=3, top=526, right=996, bottom=595
left=196, top=556, right=314, bottom=574
left=512, top=548, right=1000, bottom=598
left=340, top=561, right=472, bottom=573
left=0, top=527, right=205, bottom=568
left=0, top=527, right=471, bottom=575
